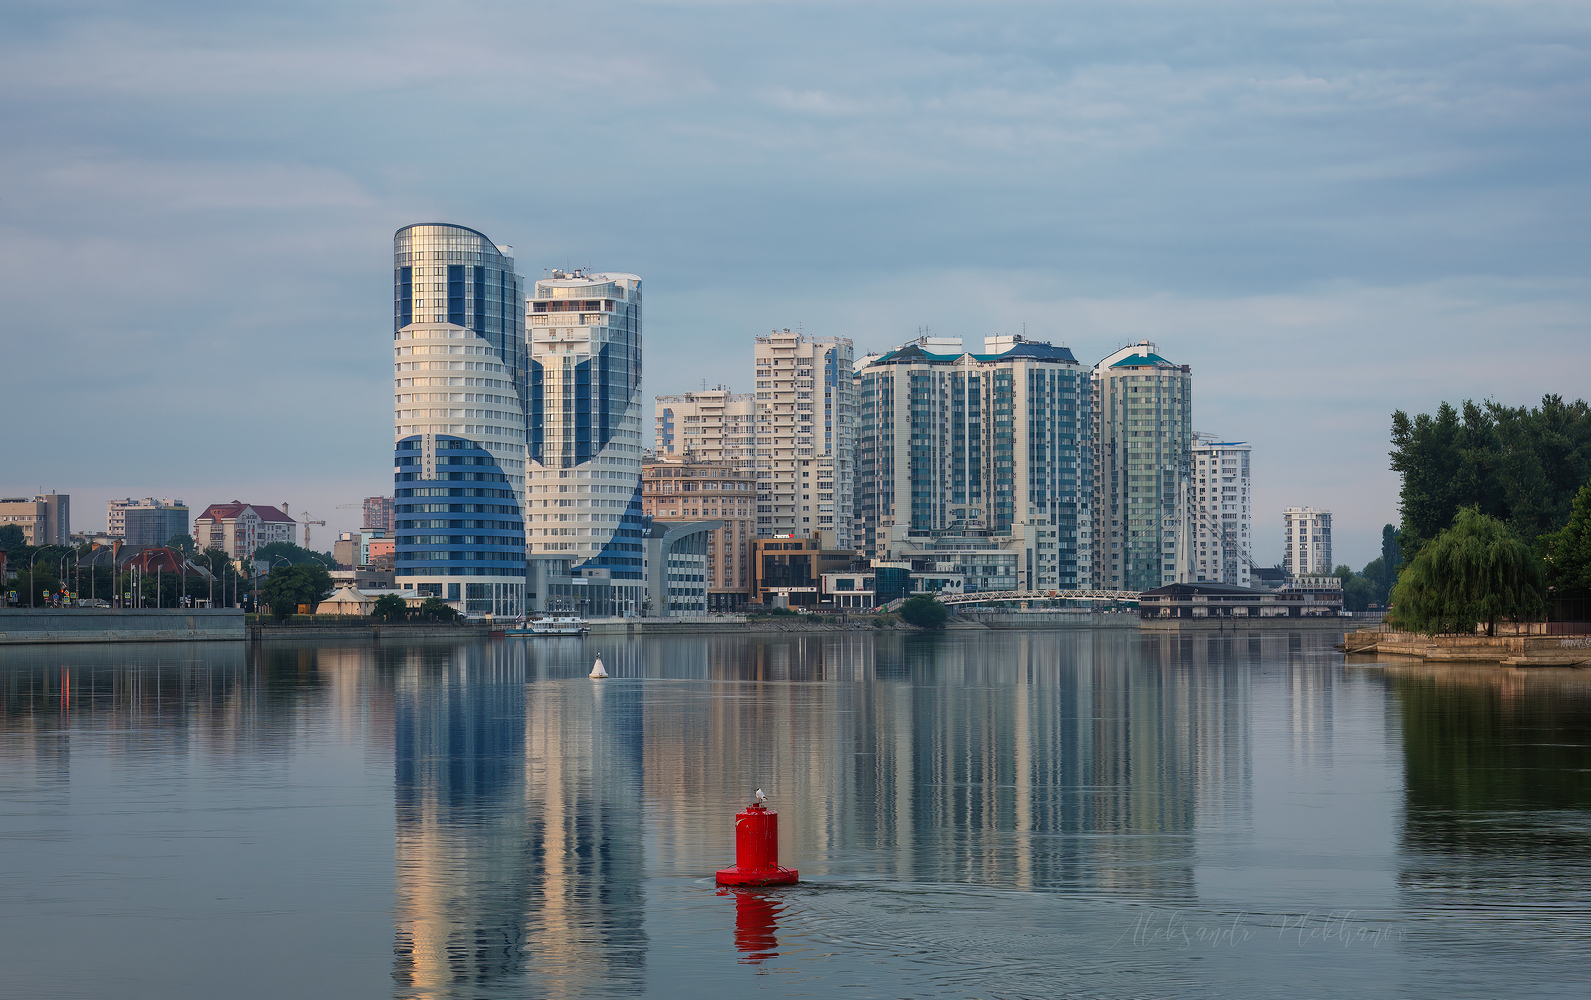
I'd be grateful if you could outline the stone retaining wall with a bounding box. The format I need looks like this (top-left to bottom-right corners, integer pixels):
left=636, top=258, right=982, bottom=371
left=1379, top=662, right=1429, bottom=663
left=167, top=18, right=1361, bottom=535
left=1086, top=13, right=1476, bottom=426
left=0, top=608, right=244, bottom=644
left=1346, top=628, right=1591, bottom=666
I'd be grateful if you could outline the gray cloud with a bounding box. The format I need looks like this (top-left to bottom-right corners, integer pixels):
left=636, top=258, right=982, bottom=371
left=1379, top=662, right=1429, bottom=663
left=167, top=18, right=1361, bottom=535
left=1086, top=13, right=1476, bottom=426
left=3, top=1, right=1588, bottom=564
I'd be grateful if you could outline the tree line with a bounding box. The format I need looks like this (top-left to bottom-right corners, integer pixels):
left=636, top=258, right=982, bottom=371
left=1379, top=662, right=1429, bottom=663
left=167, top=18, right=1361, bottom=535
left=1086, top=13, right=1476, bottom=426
left=1388, top=394, right=1591, bottom=634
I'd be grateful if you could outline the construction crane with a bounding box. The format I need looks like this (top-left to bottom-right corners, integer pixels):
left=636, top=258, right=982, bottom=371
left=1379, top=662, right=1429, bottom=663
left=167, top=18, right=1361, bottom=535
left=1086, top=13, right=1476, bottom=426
left=300, top=512, right=327, bottom=549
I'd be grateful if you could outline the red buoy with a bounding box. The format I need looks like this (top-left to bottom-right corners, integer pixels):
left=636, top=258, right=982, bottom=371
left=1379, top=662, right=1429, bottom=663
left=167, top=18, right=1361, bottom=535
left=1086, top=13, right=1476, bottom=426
left=715, top=802, right=798, bottom=885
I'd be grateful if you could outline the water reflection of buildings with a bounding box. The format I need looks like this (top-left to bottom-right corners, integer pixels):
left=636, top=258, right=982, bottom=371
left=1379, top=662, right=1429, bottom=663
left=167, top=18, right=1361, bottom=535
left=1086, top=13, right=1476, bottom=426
left=0, top=641, right=348, bottom=789
left=390, top=641, right=646, bottom=999
left=618, top=630, right=1256, bottom=902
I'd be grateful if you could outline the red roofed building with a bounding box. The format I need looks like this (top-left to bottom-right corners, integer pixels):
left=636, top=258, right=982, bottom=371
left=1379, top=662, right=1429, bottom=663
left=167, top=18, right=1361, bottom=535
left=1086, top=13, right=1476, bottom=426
left=192, top=502, right=297, bottom=560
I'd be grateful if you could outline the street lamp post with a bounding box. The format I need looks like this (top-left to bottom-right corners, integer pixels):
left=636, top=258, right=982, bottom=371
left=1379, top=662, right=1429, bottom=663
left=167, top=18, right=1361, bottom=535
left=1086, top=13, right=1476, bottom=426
left=58, top=553, right=75, bottom=607
left=29, top=549, right=48, bottom=608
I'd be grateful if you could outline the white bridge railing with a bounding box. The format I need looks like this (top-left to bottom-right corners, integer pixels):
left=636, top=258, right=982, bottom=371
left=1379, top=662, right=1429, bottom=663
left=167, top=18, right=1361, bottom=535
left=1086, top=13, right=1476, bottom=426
left=939, top=589, right=1142, bottom=606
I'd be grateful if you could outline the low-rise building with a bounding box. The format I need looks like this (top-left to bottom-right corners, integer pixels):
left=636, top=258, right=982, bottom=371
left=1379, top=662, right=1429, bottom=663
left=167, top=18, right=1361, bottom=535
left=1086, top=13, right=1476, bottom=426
left=366, top=536, right=395, bottom=568
left=334, top=531, right=362, bottom=569
left=107, top=497, right=189, bottom=546
left=644, top=520, right=721, bottom=616
left=821, top=563, right=964, bottom=609
left=0, top=493, right=70, bottom=546
left=1139, top=579, right=1343, bottom=618
left=750, top=533, right=856, bottom=608
left=642, top=456, right=757, bottom=610
left=192, top=502, right=296, bottom=560
left=329, top=567, right=399, bottom=592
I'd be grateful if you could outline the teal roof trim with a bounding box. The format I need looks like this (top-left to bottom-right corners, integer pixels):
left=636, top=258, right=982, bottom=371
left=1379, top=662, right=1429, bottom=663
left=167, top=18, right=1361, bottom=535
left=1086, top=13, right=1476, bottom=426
left=1109, top=353, right=1176, bottom=368
left=867, top=345, right=1081, bottom=366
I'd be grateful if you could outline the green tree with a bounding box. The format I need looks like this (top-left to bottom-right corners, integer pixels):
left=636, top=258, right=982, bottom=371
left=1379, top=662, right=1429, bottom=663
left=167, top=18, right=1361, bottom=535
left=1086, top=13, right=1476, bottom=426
left=0, top=524, right=25, bottom=550
left=899, top=594, right=949, bottom=629
left=166, top=533, right=197, bottom=556
left=1390, top=507, right=1546, bottom=636
left=417, top=597, right=460, bottom=622
left=253, top=541, right=337, bottom=570
left=1334, top=564, right=1377, bottom=613
left=372, top=593, right=408, bottom=622
left=1391, top=395, right=1591, bottom=558
left=1538, top=480, right=1591, bottom=592
left=1380, top=523, right=1403, bottom=598
left=260, top=563, right=333, bottom=621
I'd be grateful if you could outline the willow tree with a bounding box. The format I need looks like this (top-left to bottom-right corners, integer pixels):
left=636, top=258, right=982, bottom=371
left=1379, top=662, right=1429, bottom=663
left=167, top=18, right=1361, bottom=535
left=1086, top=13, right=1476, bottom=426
left=1390, top=507, right=1545, bottom=636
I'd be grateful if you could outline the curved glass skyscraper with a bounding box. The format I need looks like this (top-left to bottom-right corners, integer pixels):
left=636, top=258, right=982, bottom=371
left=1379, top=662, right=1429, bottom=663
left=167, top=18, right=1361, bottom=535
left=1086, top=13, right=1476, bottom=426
left=391, top=224, right=527, bottom=615
left=525, top=269, right=647, bottom=613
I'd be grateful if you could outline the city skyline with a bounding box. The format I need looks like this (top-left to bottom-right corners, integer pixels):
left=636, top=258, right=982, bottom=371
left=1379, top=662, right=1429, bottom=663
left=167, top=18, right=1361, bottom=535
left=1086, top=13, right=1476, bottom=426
left=6, top=2, right=1590, bottom=569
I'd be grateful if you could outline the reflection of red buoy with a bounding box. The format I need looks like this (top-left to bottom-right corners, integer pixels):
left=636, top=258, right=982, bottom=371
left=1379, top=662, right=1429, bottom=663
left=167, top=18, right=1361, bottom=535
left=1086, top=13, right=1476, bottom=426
left=715, top=802, right=798, bottom=885
left=720, top=888, right=781, bottom=963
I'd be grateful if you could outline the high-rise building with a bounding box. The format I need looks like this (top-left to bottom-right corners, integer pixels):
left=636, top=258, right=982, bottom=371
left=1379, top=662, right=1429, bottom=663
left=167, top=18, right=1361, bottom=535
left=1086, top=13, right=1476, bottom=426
left=853, top=335, right=1092, bottom=591
left=1091, top=341, right=1193, bottom=592
left=1190, top=435, right=1251, bottom=585
left=752, top=329, right=856, bottom=548
left=0, top=493, right=69, bottom=547
left=524, top=269, right=646, bottom=615
left=391, top=223, right=528, bottom=617
left=654, top=388, right=757, bottom=466
left=362, top=496, right=394, bottom=533
left=107, top=497, right=189, bottom=546
left=641, top=456, right=756, bottom=609
left=1283, top=507, right=1333, bottom=577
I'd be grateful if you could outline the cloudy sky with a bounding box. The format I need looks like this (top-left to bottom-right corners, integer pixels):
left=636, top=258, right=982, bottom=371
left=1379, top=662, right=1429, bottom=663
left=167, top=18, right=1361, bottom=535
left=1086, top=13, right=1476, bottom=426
left=4, top=0, right=1588, bottom=567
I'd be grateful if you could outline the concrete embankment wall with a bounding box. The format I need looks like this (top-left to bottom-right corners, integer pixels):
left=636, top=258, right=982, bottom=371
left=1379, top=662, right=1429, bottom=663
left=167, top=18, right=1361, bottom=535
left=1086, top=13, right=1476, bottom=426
left=1345, top=628, right=1591, bottom=666
left=249, top=623, right=491, bottom=641
left=0, top=608, right=244, bottom=644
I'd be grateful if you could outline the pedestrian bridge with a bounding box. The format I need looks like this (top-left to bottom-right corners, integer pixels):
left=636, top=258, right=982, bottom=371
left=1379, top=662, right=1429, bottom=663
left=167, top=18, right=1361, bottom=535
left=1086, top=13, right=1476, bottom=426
left=938, top=589, right=1141, bottom=606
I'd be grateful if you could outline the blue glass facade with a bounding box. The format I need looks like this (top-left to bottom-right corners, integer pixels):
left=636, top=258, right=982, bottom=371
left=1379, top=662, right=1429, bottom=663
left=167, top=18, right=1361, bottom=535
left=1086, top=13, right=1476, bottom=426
left=525, top=272, right=646, bottom=592
left=392, top=224, right=528, bottom=615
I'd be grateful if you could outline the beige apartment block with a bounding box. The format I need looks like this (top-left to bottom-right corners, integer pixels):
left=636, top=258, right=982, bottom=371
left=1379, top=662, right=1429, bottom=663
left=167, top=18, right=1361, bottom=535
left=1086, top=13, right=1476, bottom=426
left=641, top=456, right=756, bottom=610
left=0, top=493, right=69, bottom=547
left=752, top=329, right=856, bottom=549
left=654, top=388, right=757, bottom=467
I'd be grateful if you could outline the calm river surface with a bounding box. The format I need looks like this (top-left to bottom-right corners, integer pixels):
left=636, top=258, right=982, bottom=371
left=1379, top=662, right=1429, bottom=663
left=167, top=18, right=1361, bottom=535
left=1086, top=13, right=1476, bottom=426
left=2, top=630, right=1589, bottom=999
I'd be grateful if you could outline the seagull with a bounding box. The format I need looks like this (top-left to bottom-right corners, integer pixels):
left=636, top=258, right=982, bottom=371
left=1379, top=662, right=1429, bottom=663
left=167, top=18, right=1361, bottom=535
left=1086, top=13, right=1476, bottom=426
left=755, top=788, right=767, bottom=804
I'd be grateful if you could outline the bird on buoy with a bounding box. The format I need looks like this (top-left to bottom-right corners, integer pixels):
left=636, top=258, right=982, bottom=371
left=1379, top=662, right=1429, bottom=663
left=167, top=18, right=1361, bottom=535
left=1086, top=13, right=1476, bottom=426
left=589, top=656, right=608, bottom=679
left=755, top=787, right=767, bottom=804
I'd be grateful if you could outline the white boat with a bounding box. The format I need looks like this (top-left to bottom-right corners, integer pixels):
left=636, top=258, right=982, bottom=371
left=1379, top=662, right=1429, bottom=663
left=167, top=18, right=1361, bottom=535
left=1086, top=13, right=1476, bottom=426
left=505, top=616, right=590, bottom=637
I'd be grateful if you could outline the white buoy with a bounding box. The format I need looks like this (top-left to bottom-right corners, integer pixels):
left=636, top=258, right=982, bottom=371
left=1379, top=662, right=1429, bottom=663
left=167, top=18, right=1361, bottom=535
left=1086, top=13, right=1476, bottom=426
left=589, top=656, right=608, bottom=679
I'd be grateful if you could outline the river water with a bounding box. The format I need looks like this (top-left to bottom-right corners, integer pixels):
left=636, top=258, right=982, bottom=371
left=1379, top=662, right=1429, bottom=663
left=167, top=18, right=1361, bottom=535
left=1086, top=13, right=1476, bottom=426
left=2, top=630, right=1588, bottom=999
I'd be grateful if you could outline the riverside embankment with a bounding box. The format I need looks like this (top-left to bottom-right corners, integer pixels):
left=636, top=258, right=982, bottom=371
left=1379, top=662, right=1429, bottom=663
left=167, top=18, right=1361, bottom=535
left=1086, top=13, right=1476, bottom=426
left=0, top=608, right=244, bottom=644
left=1343, top=626, right=1591, bottom=666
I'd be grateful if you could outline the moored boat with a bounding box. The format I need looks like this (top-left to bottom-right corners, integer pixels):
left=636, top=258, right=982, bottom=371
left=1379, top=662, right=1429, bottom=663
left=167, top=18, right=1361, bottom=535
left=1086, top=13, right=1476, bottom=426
left=504, top=616, right=590, bottom=637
